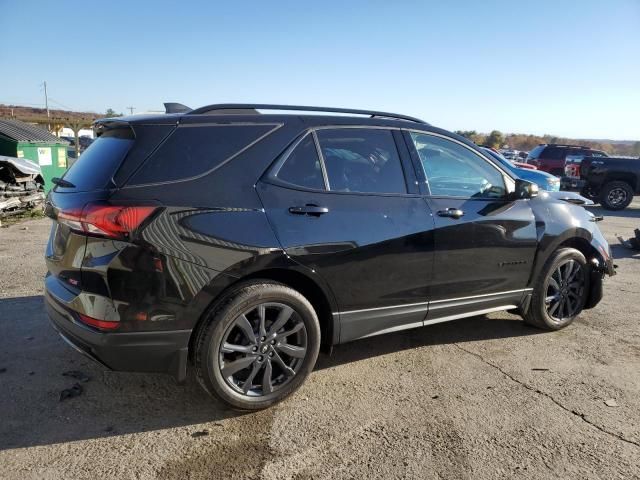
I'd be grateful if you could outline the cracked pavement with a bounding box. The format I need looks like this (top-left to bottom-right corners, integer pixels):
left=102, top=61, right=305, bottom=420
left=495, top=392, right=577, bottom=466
left=1, top=200, right=639, bottom=479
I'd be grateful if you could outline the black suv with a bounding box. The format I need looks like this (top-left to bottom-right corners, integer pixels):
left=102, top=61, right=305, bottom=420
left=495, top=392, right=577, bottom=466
left=44, top=104, right=615, bottom=410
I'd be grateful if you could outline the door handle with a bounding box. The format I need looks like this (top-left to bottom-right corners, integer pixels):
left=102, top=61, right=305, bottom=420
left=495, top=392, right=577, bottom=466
left=289, top=205, right=329, bottom=216
left=437, top=208, right=464, bottom=219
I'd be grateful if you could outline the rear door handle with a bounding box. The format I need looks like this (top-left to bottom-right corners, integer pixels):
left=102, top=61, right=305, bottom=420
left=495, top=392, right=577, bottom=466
left=437, top=208, right=464, bottom=219
left=289, top=205, right=329, bottom=216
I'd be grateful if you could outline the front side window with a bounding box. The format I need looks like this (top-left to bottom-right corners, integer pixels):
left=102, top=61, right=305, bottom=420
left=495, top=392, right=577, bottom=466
left=409, top=132, right=507, bottom=198
left=316, top=129, right=407, bottom=194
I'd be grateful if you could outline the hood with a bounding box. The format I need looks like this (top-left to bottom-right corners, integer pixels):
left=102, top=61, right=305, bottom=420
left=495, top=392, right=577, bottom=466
left=541, top=190, right=594, bottom=206
left=0, top=155, right=42, bottom=176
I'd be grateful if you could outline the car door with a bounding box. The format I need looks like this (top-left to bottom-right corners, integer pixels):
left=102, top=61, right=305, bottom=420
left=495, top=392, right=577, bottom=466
left=258, top=127, right=435, bottom=342
left=403, top=130, right=538, bottom=323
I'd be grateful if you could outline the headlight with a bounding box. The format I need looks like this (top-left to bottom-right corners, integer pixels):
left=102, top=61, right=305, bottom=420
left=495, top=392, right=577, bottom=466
left=546, top=178, right=561, bottom=191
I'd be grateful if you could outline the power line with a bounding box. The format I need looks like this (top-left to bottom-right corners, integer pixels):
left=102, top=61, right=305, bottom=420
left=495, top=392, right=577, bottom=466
left=127, top=106, right=135, bottom=115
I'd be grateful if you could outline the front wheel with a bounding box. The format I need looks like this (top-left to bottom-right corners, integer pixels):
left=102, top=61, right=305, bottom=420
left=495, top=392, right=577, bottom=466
left=195, top=281, right=321, bottom=410
left=523, top=248, right=590, bottom=330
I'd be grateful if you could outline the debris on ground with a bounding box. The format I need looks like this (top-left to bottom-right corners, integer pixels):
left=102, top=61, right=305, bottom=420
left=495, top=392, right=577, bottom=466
left=0, top=155, right=45, bottom=218
left=604, top=398, right=619, bottom=407
left=532, top=368, right=550, bottom=371
left=59, top=383, right=83, bottom=401
left=629, top=229, right=640, bottom=250
left=62, top=370, right=91, bottom=383
left=191, top=429, right=210, bottom=438
left=0, top=367, right=6, bottom=374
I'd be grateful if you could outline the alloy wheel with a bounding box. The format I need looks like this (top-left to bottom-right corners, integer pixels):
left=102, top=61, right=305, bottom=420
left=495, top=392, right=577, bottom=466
left=607, top=187, right=628, bottom=207
left=544, top=259, right=585, bottom=322
left=218, top=302, right=308, bottom=397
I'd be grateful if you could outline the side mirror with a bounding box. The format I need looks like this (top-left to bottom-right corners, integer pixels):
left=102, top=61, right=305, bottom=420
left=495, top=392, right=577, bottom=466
left=513, top=179, right=539, bottom=199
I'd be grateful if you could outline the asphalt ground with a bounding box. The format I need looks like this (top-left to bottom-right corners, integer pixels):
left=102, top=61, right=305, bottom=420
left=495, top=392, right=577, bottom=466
left=1, top=200, right=639, bottom=479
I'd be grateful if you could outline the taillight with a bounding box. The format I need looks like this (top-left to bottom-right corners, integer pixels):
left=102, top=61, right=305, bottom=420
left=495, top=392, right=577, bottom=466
left=78, top=313, right=120, bottom=331
left=58, top=203, right=157, bottom=239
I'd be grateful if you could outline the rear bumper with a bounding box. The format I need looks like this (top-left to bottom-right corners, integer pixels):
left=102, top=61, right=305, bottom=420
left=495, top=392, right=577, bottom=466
left=45, top=285, right=191, bottom=382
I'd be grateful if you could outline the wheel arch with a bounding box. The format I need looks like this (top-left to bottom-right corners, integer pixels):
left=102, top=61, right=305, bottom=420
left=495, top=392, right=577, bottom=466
left=602, top=173, right=638, bottom=192
left=188, top=267, right=338, bottom=364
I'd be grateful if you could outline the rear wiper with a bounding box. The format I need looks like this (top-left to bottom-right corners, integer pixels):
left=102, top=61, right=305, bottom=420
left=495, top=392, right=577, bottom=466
left=51, top=177, right=76, bottom=188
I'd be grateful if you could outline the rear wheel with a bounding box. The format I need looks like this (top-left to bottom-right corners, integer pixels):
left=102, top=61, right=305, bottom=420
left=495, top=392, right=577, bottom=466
left=195, top=280, right=320, bottom=410
left=523, top=248, right=589, bottom=330
left=599, top=181, right=633, bottom=210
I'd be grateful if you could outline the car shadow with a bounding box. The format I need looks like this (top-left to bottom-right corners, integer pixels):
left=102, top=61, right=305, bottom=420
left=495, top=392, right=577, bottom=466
left=587, top=203, right=640, bottom=219
left=316, top=312, right=541, bottom=370
left=0, top=295, right=540, bottom=451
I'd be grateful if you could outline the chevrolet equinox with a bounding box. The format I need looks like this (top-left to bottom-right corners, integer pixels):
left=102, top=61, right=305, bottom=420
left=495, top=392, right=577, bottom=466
left=44, top=104, right=615, bottom=410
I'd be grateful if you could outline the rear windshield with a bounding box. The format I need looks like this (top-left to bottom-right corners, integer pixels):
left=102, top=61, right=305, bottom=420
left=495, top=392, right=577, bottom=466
left=59, top=128, right=134, bottom=191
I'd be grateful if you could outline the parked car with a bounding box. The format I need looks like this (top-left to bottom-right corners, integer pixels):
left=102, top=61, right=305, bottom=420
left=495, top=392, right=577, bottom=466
left=44, top=104, right=615, bottom=410
left=565, top=154, right=640, bottom=210
left=526, top=144, right=607, bottom=176
left=481, top=146, right=536, bottom=170
left=480, top=147, right=560, bottom=191
left=500, top=149, right=519, bottom=161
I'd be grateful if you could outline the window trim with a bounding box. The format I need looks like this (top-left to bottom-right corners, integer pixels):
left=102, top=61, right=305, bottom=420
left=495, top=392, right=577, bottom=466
left=403, top=129, right=515, bottom=200
left=266, top=125, right=413, bottom=197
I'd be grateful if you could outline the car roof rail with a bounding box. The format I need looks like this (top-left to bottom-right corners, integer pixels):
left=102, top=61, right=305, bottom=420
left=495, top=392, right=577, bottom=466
left=545, top=143, right=590, bottom=148
left=187, top=103, right=429, bottom=124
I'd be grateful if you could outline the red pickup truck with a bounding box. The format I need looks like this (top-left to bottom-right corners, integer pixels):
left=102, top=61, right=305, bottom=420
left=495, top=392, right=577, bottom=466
left=526, top=144, right=607, bottom=176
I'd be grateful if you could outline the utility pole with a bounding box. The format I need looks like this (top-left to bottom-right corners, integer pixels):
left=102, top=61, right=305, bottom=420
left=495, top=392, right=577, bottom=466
left=127, top=106, right=135, bottom=115
left=43, top=81, right=50, bottom=131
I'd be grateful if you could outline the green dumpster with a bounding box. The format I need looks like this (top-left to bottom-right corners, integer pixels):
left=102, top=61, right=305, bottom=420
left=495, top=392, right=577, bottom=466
left=0, top=118, right=69, bottom=193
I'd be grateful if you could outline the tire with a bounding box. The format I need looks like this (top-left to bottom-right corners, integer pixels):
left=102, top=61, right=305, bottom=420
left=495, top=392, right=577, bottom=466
left=599, top=181, right=633, bottom=211
left=194, top=280, right=321, bottom=410
left=523, top=248, right=590, bottom=330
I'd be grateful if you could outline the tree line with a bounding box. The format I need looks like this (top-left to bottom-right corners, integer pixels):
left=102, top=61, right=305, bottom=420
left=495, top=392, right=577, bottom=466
left=454, top=130, right=640, bottom=157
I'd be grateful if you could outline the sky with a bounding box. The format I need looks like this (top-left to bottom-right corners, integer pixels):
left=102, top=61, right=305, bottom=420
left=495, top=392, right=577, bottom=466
left=0, top=0, right=638, bottom=140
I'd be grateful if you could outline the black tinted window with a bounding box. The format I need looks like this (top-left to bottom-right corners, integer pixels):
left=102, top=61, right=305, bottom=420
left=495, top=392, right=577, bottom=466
left=410, top=133, right=506, bottom=198
left=316, top=129, right=406, bottom=194
left=275, top=134, right=325, bottom=190
left=129, top=125, right=274, bottom=184
left=59, top=128, right=133, bottom=192
left=542, top=147, right=564, bottom=160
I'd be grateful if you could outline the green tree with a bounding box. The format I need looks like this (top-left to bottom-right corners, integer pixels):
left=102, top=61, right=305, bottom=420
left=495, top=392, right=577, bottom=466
left=105, top=108, right=122, bottom=117
left=454, top=130, right=484, bottom=145
left=484, top=130, right=504, bottom=149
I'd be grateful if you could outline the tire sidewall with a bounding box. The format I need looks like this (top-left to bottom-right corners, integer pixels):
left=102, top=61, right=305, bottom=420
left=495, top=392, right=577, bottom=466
left=601, top=181, right=633, bottom=211
left=197, top=282, right=321, bottom=410
left=532, top=248, right=590, bottom=330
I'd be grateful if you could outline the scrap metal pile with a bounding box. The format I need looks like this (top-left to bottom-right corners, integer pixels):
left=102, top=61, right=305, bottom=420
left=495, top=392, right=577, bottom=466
left=0, top=155, right=45, bottom=217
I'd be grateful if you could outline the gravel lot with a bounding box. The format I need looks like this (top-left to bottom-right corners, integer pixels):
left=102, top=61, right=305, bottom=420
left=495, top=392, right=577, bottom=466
left=1, top=201, right=639, bottom=480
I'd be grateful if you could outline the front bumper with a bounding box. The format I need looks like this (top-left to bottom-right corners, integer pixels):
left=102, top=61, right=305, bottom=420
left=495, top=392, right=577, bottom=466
left=45, top=285, right=190, bottom=382
left=560, top=177, right=585, bottom=192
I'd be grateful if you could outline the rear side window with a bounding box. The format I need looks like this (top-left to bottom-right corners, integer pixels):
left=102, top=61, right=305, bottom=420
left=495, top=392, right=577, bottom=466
left=542, top=147, right=564, bottom=160
left=59, top=128, right=133, bottom=191
left=275, top=134, right=325, bottom=190
left=128, top=124, right=275, bottom=185
left=316, top=129, right=407, bottom=194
